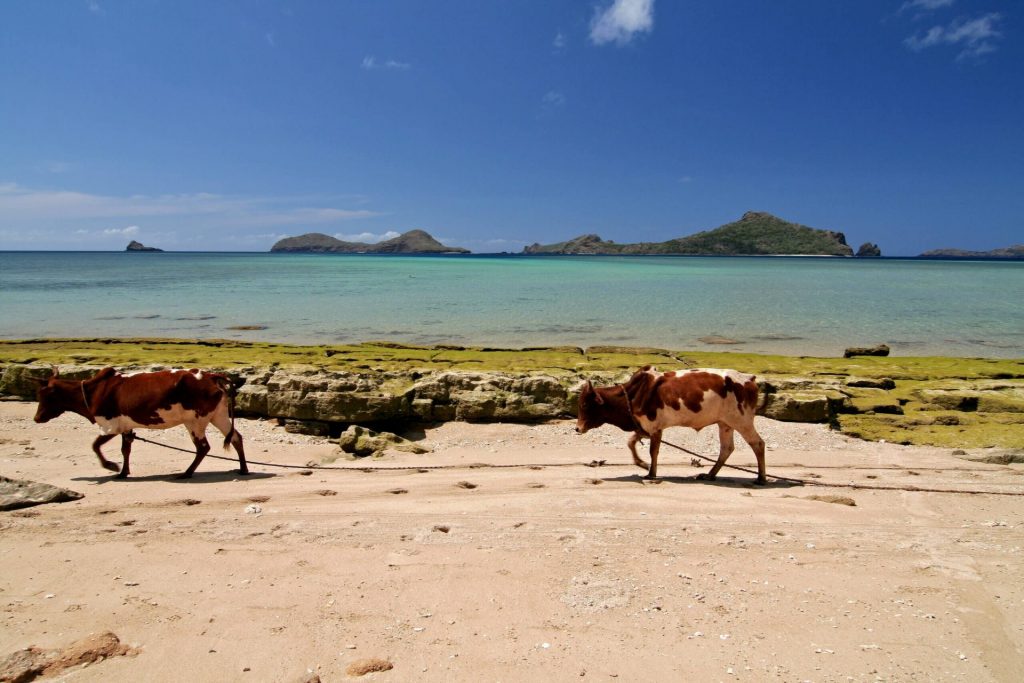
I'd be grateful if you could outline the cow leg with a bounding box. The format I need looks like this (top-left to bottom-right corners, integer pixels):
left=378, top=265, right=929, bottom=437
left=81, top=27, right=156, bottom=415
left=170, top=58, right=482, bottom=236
left=627, top=432, right=648, bottom=469
left=698, top=423, right=735, bottom=482
left=644, top=431, right=663, bottom=480
left=212, top=411, right=248, bottom=475
left=178, top=432, right=210, bottom=479
left=91, top=434, right=120, bottom=473
left=737, top=423, right=767, bottom=485
left=116, top=431, right=135, bottom=479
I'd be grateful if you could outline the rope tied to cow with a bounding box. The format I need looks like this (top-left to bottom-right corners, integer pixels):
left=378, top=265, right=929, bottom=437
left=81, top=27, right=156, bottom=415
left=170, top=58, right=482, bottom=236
left=128, top=433, right=1024, bottom=497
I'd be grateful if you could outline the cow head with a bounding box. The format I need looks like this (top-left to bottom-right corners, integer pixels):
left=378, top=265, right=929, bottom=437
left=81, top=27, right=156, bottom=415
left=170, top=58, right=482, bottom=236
left=33, top=373, right=69, bottom=423
left=575, top=380, right=608, bottom=434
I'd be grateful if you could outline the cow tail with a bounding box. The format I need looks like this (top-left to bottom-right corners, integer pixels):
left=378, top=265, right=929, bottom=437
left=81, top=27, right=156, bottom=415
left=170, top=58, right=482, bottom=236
left=218, top=376, right=237, bottom=451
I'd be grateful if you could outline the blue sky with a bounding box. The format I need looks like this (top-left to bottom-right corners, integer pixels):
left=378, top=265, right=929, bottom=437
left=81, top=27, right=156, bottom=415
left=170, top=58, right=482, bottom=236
left=1, top=0, right=1021, bottom=254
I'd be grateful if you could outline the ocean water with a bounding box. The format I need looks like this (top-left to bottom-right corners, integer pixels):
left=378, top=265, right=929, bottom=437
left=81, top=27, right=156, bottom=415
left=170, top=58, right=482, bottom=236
left=1, top=252, right=1022, bottom=358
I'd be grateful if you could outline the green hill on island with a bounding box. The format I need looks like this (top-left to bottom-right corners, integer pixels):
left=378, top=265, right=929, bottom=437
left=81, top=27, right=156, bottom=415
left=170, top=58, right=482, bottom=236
left=920, top=245, right=1024, bottom=259
left=271, top=229, right=469, bottom=254
left=523, top=211, right=857, bottom=256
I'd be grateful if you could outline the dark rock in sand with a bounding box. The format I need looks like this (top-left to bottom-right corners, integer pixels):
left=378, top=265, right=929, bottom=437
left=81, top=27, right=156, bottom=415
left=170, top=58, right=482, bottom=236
left=845, top=377, right=896, bottom=390
left=844, top=344, right=890, bottom=358
left=0, top=476, right=84, bottom=511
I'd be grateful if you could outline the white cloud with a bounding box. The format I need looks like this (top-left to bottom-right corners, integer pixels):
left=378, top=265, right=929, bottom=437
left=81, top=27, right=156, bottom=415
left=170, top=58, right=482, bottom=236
left=0, top=183, right=379, bottom=226
left=679, top=175, right=693, bottom=184
left=590, top=0, right=654, bottom=46
left=265, top=32, right=276, bottom=48
left=333, top=230, right=401, bottom=244
left=542, top=90, right=566, bottom=108
left=905, top=12, right=1002, bottom=60
left=87, top=1, right=102, bottom=14
left=553, top=31, right=566, bottom=50
left=103, top=225, right=140, bottom=236
left=361, top=56, right=411, bottom=70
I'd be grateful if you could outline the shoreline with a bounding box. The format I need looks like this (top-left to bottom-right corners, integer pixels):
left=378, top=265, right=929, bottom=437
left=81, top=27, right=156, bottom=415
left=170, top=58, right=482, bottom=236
left=2, top=337, right=1022, bottom=450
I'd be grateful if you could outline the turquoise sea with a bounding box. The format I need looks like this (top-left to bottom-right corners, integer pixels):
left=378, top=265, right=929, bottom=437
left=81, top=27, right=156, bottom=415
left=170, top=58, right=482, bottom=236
left=1, top=252, right=1022, bottom=358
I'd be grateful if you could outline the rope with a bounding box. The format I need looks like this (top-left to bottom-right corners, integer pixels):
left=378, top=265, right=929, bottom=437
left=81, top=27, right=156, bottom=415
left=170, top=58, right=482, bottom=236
left=129, top=433, right=1024, bottom=497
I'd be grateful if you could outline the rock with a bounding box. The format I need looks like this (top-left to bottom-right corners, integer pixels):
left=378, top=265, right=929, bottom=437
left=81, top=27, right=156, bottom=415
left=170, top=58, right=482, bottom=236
left=235, top=382, right=269, bottom=415
left=0, top=476, right=84, bottom=511
left=345, top=658, right=393, bottom=676
left=282, top=419, right=331, bottom=436
left=336, top=425, right=429, bottom=458
left=265, top=372, right=410, bottom=422
left=126, top=240, right=163, bottom=252
left=856, top=242, right=881, bottom=257
left=759, top=392, right=831, bottom=423
left=0, top=631, right=134, bottom=682
left=845, top=377, right=896, bottom=390
left=843, top=344, right=890, bottom=358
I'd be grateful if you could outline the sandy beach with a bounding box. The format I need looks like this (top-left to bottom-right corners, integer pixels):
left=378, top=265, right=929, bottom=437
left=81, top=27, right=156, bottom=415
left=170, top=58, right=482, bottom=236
left=2, top=400, right=1023, bottom=682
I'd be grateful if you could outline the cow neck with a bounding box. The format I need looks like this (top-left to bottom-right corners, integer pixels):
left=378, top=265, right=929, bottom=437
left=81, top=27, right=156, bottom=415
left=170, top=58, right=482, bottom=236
left=79, top=380, right=95, bottom=418
left=618, top=384, right=649, bottom=436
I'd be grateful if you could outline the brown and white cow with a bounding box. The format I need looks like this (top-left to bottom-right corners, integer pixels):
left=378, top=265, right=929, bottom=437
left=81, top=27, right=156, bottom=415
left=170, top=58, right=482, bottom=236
left=34, top=367, right=247, bottom=479
left=576, top=366, right=766, bottom=484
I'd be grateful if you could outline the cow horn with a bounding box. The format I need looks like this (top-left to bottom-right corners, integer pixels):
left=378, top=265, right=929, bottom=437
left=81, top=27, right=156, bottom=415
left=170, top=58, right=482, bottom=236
left=50, top=365, right=60, bottom=379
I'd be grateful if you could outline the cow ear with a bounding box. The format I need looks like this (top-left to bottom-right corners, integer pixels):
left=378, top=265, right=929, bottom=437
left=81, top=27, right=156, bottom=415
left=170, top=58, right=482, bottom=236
left=594, top=390, right=605, bottom=405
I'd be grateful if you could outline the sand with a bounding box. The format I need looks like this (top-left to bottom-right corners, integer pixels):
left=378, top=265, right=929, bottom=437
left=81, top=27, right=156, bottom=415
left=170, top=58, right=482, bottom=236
left=1, top=401, right=1023, bottom=682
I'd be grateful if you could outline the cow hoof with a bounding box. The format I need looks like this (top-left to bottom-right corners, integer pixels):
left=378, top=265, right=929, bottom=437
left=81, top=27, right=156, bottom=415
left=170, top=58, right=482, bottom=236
left=642, top=475, right=661, bottom=483
left=175, top=472, right=194, bottom=480
left=754, top=477, right=768, bottom=486
left=696, top=473, right=716, bottom=481
left=114, top=472, right=129, bottom=480
left=101, top=461, right=119, bottom=472
left=236, top=468, right=250, bottom=476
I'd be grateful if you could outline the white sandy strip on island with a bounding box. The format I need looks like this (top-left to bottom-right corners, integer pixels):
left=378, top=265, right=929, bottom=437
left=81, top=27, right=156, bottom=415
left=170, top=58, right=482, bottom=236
left=1, top=403, right=1023, bottom=682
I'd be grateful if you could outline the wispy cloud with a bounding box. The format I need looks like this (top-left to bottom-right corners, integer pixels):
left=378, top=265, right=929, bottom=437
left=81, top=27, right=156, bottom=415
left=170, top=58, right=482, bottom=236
left=553, top=31, right=566, bottom=51
left=333, top=230, right=401, bottom=244
left=265, top=32, right=276, bottom=48
left=0, top=183, right=379, bottom=226
left=901, top=0, right=955, bottom=13
left=542, top=90, right=566, bottom=108
left=590, top=0, right=654, bottom=46
left=86, top=1, right=102, bottom=14
left=34, top=160, right=73, bottom=174
left=103, top=225, right=139, bottom=236
left=905, top=12, right=1002, bottom=61
left=361, top=56, right=411, bottom=70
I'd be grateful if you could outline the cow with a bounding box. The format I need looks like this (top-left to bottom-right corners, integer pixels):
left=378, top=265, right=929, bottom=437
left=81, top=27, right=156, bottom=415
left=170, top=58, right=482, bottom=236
left=33, top=367, right=247, bottom=479
left=576, top=366, right=766, bottom=484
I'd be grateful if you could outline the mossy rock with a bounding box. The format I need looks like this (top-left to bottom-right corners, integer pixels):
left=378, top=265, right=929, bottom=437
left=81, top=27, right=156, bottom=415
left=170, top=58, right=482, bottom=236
left=760, top=392, right=831, bottom=423
left=335, top=425, right=429, bottom=458
left=848, top=395, right=904, bottom=415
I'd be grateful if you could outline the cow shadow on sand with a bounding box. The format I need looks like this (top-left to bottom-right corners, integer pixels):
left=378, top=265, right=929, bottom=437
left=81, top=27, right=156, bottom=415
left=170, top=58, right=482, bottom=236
left=72, top=470, right=276, bottom=485
left=600, top=473, right=804, bottom=489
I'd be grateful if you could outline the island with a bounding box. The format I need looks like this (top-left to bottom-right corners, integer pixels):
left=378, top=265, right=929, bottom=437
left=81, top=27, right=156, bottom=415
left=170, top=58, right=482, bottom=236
left=523, top=211, right=866, bottom=256
left=125, top=240, right=163, bottom=252
left=270, top=229, right=469, bottom=254
left=919, top=245, right=1024, bottom=259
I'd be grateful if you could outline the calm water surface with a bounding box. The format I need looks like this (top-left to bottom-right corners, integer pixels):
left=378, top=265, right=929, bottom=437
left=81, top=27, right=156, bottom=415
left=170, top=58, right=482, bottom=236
left=1, top=252, right=1022, bottom=358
